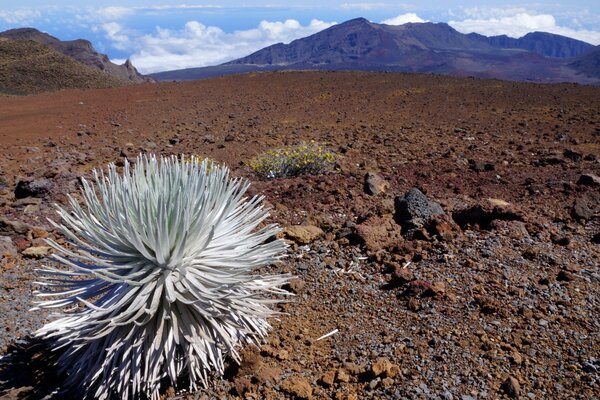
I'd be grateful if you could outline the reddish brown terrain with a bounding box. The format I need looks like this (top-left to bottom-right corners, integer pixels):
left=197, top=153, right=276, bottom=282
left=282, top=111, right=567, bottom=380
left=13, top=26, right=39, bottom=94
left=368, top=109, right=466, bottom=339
left=0, top=71, right=599, bottom=399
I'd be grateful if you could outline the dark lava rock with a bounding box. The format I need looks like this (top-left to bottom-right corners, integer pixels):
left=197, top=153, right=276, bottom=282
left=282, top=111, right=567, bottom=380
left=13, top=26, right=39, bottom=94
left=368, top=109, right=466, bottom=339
left=563, top=149, right=582, bottom=162
left=395, top=188, right=444, bottom=226
left=14, top=178, right=53, bottom=199
left=577, top=173, right=600, bottom=187
left=468, top=159, right=495, bottom=172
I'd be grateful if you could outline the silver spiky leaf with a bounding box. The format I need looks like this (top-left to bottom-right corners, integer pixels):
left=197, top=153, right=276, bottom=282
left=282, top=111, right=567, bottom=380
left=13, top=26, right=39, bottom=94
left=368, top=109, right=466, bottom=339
left=32, top=154, right=289, bottom=399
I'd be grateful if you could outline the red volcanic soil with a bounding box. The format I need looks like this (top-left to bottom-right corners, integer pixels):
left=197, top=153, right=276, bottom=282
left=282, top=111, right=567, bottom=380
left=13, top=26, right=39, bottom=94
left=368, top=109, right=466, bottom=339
left=0, top=71, right=599, bottom=399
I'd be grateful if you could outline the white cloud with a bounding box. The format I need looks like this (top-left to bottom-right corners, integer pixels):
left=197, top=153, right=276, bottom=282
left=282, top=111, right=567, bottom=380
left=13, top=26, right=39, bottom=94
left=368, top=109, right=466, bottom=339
left=102, top=18, right=336, bottom=74
left=96, top=7, right=135, bottom=20
left=381, top=13, right=427, bottom=25
left=340, top=3, right=391, bottom=10
left=0, top=8, right=41, bottom=25
left=449, top=11, right=600, bottom=45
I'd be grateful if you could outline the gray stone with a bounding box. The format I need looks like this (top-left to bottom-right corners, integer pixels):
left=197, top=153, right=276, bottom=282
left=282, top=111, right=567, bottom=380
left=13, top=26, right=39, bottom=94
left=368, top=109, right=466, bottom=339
left=0, top=218, right=32, bottom=235
left=14, top=178, right=53, bottom=199
left=0, top=236, right=17, bottom=257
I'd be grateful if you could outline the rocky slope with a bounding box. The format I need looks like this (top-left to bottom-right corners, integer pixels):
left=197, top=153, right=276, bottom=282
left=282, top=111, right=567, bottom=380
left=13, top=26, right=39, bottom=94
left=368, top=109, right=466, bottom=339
left=0, top=38, right=130, bottom=95
left=0, top=28, right=151, bottom=83
left=152, top=18, right=599, bottom=85
left=569, top=45, right=600, bottom=78
left=0, top=71, right=598, bottom=399
left=466, top=31, right=593, bottom=58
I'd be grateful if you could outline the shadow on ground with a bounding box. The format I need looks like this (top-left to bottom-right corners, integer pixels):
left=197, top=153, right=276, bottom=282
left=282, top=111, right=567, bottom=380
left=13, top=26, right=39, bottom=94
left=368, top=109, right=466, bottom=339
left=0, top=337, right=61, bottom=399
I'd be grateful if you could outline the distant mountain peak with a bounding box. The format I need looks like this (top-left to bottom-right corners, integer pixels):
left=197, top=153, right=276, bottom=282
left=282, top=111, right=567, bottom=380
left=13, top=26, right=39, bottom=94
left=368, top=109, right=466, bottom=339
left=153, top=17, right=600, bottom=85
left=0, top=27, right=151, bottom=83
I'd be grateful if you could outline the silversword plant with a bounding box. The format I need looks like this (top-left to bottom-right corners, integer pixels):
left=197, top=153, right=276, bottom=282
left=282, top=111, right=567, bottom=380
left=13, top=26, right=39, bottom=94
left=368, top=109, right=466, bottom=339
left=33, top=154, right=289, bottom=399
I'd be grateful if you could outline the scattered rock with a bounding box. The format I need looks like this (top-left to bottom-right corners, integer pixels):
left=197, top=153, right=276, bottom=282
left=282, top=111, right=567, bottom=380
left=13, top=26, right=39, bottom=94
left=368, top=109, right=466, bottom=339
left=281, top=376, right=313, bottom=400
left=468, top=160, right=495, bottom=172
left=284, top=278, right=306, bottom=294
left=0, top=236, right=17, bottom=258
left=571, top=194, right=599, bottom=221
left=320, top=371, right=335, bottom=387
left=352, top=215, right=401, bottom=252
left=363, top=172, right=388, bottom=195
left=233, top=376, right=252, bottom=395
left=21, top=246, right=52, bottom=258
left=407, top=297, right=421, bottom=311
left=563, top=149, right=582, bottom=162
left=14, top=178, right=53, bottom=199
left=500, top=376, right=521, bottom=398
left=31, top=228, right=49, bottom=239
left=284, top=225, right=324, bottom=244
left=11, top=197, right=42, bottom=207
left=557, top=270, right=576, bottom=282
left=224, top=134, right=235, bottom=142
left=577, top=173, right=600, bottom=187
left=551, top=234, right=571, bottom=246
left=474, top=296, right=500, bottom=315
left=427, top=213, right=461, bottom=241
left=390, top=264, right=414, bottom=287
left=335, top=368, right=351, bottom=383
left=370, top=357, right=399, bottom=378
left=0, top=218, right=32, bottom=235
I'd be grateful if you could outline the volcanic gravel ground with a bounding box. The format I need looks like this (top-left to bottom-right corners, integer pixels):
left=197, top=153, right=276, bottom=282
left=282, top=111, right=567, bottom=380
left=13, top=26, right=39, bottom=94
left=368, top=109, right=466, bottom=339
left=0, top=71, right=599, bottom=399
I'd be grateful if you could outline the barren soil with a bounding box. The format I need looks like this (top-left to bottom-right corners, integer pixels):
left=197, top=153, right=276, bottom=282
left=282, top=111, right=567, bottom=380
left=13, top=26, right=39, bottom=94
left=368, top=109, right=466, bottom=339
left=0, top=71, right=599, bottom=399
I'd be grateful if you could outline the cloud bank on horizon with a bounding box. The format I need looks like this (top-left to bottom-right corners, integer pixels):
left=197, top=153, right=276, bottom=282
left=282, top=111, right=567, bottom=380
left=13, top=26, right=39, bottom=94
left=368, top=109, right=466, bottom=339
left=0, top=3, right=599, bottom=73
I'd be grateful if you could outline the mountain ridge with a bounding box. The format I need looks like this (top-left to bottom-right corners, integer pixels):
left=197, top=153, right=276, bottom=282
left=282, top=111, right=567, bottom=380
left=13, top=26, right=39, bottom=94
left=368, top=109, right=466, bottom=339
left=151, top=18, right=599, bottom=85
left=0, top=38, right=129, bottom=95
left=0, top=28, right=151, bottom=83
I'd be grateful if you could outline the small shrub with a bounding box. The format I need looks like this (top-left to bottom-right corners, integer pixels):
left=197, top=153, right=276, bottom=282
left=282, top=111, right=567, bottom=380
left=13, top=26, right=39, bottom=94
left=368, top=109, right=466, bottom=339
left=249, top=141, right=335, bottom=179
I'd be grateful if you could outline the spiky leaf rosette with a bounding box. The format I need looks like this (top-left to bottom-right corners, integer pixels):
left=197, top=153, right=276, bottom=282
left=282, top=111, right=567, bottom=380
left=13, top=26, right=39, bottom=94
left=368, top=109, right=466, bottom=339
left=33, top=154, right=289, bottom=399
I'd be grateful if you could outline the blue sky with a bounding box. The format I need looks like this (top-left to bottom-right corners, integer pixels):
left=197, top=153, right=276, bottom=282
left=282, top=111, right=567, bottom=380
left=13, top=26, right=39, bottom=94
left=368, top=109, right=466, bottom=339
left=1, top=1, right=599, bottom=73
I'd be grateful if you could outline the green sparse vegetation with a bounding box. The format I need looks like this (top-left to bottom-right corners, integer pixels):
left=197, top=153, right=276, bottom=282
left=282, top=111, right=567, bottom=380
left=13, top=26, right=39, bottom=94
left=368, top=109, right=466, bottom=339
left=249, top=141, right=335, bottom=179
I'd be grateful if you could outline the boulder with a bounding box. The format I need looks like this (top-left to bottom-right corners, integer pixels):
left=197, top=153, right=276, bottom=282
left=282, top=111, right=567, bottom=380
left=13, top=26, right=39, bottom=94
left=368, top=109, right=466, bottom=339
left=394, top=188, right=446, bottom=239
left=394, top=188, right=444, bottom=225
left=14, top=178, right=53, bottom=199
left=284, top=225, right=324, bottom=244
